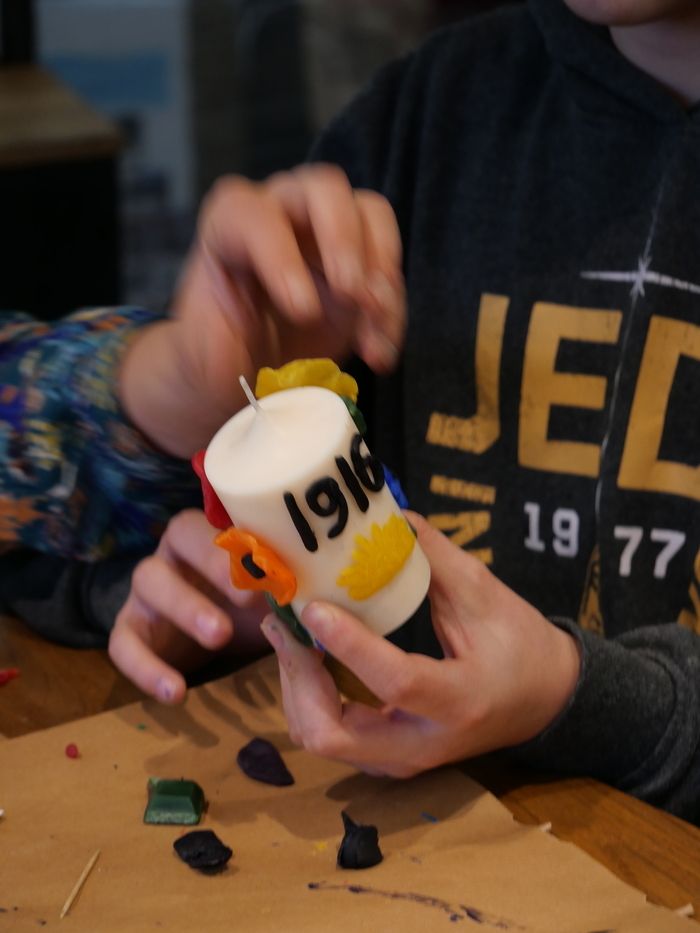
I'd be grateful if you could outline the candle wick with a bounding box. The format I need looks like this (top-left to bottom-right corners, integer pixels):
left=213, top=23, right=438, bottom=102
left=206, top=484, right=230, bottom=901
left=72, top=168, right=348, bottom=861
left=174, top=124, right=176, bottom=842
left=239, top=375, right=262, bottom=411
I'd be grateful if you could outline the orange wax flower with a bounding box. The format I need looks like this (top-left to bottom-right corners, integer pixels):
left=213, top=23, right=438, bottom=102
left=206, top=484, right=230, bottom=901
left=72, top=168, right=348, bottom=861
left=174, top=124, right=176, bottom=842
left=215, top=527, right=297, bottom=605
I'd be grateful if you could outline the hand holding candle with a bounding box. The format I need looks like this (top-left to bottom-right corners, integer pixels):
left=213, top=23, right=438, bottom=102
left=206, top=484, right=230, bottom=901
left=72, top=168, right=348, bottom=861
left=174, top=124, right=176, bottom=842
left=197, top=360, right=430, bottom=643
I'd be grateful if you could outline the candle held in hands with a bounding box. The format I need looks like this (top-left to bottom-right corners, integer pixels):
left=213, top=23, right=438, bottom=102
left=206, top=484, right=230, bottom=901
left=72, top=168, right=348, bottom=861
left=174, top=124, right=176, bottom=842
left=203, top=378, right=429, bottom=637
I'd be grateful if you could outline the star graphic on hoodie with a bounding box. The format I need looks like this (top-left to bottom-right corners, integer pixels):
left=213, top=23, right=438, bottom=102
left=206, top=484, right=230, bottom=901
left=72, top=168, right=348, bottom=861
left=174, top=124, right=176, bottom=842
left=581, top=254, right=700, bottom=304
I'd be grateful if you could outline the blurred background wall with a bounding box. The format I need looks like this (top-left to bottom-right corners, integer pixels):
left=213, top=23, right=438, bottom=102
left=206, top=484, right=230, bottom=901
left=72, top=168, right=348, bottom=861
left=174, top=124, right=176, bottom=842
left=20, top=0, right=516, bottom=313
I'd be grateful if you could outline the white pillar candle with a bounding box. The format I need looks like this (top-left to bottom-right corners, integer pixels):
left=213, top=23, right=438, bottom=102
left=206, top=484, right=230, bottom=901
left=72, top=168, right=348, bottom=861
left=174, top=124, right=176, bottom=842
left=204, top=385, right=430, bottom=637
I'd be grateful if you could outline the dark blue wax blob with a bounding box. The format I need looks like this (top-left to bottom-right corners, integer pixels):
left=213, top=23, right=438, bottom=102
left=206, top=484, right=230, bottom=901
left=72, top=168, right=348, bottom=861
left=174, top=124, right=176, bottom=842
left=236, top=737, right=295, bottom=786
left=173, top=830, right=233, bottom=873
left=337, top=811, right=383, bottom=870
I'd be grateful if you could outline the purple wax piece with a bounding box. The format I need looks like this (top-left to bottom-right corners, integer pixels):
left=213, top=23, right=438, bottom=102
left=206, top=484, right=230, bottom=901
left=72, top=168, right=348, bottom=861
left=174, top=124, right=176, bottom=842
left=236, top=737, right=294, bottom=786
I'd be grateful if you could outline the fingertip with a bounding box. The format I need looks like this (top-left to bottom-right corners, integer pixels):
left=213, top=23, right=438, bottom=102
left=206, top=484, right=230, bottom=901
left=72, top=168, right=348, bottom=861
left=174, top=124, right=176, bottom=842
left=367, top=269, right=401, bottom=310
left=300, top=600, right=336, bottom=640
left=195, top=610, right=233, bottom=649
left=260, top=616, right=285, bottom=652
left=108, top=619, right=187, bottom=704
left=227, top=586, right=262, bottom=610
left=282, top=273, right=322, bottom=323
left=410, top=512, right=484, bottom=587
left=155, top=674, right=186, bottom=704
left=330, top=253, right=365, bottom=298
left=403, top=509, right=428, bottom=532
left=355, top=322, right=400, bottom=375
left=261, top=615, right=306, bottom=657
left=407, top=511, right=446, bottom=547
left=372, top=332, right=400, bottom=371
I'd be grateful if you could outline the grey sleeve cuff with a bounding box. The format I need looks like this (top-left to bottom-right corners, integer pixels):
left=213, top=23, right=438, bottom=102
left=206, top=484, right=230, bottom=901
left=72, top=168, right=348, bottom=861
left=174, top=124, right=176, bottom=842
left=507, top=617, right=700, bottom=819
left=0, top=551, right=138, bottom=648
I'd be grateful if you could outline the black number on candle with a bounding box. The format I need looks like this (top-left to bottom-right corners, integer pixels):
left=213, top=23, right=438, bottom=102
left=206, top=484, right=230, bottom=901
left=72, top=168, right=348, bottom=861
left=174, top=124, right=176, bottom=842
left=285, top=434, right=386, bottom=550
left=335, top=455, right=369, bottom=512
left=241, top=552, right=266, bottom=579
left=350, top=434, right=385, bottom=493
left=306, top=478, right=348, bottom=539
left=283, top=491, right=318, bottom=552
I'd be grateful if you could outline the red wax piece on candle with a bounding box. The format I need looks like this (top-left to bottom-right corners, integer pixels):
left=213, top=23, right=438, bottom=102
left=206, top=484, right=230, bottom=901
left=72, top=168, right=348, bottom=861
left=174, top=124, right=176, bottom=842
left=191, top=450, right=232, bottom=530
left=0, top=668, right=19, bottom=686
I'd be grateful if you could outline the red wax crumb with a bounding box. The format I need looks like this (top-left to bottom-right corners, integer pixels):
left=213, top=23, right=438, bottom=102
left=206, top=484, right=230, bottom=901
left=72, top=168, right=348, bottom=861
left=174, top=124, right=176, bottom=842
left=0, top=668, right=20, bottom=686
left=65, top=743, right=80, bottom=759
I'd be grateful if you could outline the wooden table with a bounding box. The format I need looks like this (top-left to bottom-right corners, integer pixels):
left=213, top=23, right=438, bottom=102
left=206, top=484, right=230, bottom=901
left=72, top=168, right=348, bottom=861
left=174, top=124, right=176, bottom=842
left=2, top=612, right=699, bottom=919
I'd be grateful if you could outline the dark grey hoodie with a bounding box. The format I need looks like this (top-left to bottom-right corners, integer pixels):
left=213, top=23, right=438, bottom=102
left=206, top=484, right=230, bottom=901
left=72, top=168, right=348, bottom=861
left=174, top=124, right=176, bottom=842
left=310, top=0, right=700, bottom=822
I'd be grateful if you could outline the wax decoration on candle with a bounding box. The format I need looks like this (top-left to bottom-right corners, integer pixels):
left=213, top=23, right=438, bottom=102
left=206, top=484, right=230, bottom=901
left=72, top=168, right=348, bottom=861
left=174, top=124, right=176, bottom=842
left=257, top=357, right=367, bottom=433
left=255, top=358, right=358, bottom=402
left=199, top=358, right=431, bottom=641
left=0, top=667, right=20, bottom=686
left=336, top=513, right=416, bottom=600
left=264, top=594, right=313, bottom=647
left=191, top=449, right=231, bottom=530
left=215, top=526, right=296, bottom=605
left=384, top=465, right=410, bottom=510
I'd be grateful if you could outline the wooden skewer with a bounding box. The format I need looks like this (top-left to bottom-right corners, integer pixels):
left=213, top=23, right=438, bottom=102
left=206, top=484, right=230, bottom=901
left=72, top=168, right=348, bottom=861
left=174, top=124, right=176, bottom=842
left=60, top=849, right=100, bottom=919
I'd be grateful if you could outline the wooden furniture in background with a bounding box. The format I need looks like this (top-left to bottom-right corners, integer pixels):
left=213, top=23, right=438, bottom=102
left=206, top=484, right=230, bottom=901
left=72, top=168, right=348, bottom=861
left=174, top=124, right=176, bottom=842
left=1, top=611, right=699, bottom=917
left=0, top=65, right=122, bottom=319
left=1, top=0, right=35, bottom=64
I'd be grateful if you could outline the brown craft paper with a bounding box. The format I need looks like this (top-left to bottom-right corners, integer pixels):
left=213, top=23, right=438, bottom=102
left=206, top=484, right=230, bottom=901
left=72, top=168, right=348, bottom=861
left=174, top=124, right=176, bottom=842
left=0, top=655, right=693, bottom=932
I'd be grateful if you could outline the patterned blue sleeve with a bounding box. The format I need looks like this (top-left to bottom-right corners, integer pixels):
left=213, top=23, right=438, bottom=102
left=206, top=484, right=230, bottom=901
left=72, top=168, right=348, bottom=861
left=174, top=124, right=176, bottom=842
left=0, top=307, right=200, bottom=560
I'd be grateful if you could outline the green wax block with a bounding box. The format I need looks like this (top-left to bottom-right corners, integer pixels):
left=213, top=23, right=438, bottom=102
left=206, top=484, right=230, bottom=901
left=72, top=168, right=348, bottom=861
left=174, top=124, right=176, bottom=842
left=144, top=778, right=206, bottom=825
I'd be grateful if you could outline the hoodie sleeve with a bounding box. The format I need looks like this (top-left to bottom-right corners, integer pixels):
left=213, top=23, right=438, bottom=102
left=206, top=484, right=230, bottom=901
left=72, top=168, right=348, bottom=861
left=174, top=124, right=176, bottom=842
left=0, top=549, right=139, bottom=648
left=508, top=617, right=700, bottom=825
left=0, top=308, right=199, bottom=561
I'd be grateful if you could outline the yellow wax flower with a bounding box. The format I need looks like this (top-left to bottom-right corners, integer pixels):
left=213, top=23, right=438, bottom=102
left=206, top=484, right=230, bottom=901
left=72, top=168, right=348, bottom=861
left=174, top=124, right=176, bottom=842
left=336, top=514, right=416, bottom=601
left=255, top=358, right=358, bottom=403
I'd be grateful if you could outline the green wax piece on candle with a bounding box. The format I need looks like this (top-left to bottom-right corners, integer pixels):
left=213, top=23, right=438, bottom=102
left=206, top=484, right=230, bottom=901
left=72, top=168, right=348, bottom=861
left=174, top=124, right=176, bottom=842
left=144, top=778, right=205, bottom=825
left=265, top=593, right=313, bottom=646
left=341, top=396, right=366, bottom=435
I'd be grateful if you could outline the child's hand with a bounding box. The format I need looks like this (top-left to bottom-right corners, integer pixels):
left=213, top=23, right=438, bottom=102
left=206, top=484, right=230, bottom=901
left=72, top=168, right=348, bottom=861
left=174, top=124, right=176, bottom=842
left=120, top=165, right=405, bottom=456
left=260, top=512, right=581, bottom=777
left=108, top=509, right=269, bottom=703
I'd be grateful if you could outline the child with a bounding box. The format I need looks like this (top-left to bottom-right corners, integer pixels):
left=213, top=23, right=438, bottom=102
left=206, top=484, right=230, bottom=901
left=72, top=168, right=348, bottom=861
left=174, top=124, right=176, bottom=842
left=0, top=186, right=400, bottom=643
left=113, top=0, right=699, bottom=822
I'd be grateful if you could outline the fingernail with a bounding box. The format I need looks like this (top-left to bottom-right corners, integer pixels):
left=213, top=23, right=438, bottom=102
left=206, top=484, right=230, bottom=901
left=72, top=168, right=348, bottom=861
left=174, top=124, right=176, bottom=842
left=303, top=602, right=333, bottom=633
left=261, top=618, right=284, bottom=651
left=196, top=612, right=222, bottom=641
left=381, top=332, right=399, bottom=362
left=336, top=255, right=363, bottom=294
left=372, top=331, right=399, bottom=368
left=284, top=275, right=318, bottom=320
left=369, top=271, right=399, bottom=312
left=157, top=677, right=176, bottom=703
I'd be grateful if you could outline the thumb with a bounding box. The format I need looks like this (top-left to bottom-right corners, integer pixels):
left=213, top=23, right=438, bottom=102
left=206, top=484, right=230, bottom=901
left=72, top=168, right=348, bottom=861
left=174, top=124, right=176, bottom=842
left=405, top=511, right=493, bottom=624
left=406, top=511, right=487, bottom=589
